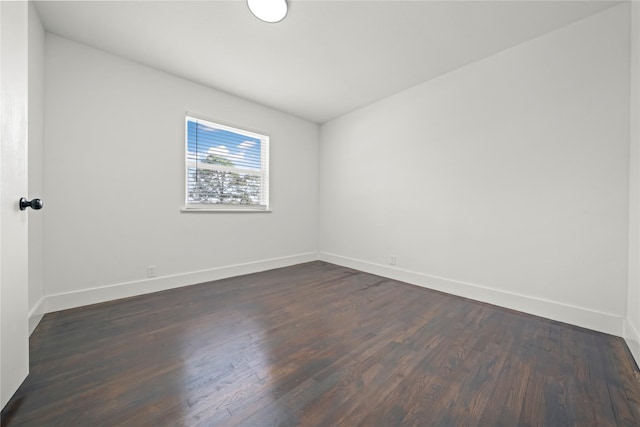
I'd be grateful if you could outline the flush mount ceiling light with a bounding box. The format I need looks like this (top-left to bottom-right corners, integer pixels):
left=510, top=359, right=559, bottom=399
left=247, top=0, right=288, bottom=23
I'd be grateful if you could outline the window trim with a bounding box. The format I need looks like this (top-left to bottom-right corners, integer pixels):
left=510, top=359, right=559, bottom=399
left=183, top=113, right=270, bottom=212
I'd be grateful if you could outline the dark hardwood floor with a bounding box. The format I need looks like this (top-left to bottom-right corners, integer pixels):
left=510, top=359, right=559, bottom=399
left=2, top=261, right=640, bottom=426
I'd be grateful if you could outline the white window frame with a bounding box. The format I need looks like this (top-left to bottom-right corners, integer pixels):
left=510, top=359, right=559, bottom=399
left=184, top=114, right=270, bottom=212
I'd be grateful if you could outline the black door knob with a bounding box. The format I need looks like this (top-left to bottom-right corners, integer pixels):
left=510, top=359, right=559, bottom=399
left=19, top=198, right=43, bottom=211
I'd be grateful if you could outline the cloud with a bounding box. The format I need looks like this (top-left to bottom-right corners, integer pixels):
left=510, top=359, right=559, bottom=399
left=197, top=123, right=218, bottom=133
left=208, top=145, right=245, bottom=163
left=238, top=140, right=256, bottom=149
left=186, top=150, right=204, bottom=161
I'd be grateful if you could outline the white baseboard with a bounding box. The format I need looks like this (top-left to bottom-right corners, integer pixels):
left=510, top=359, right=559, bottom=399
left=43, top=252, right=318, bottom=314
left=624, top=319, right=640, bottom=368
left=28, top=297, right=45, bottom=336
left=37, top=250, right=629, bottom=351
left=319, top=252, right=624, bottom=337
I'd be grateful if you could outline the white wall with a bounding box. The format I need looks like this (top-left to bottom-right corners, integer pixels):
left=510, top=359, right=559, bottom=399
left=319, top=5, right=630, bottom=336
left=28, top=2, right=45, bottom=334
left=626, top=1, right=640, bottom=365
left=43, top=34, right=319, bottom=312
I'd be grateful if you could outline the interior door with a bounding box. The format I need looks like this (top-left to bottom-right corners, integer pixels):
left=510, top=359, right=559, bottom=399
left=0, top=0, right=30, bottom=409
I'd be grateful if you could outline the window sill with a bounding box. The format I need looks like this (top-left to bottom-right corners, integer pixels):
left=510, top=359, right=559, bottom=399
left=180, top=208, right=272, bottom=213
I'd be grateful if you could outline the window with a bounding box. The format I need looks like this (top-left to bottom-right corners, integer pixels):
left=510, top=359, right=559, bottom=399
left=185, top=115, right=269, bottom=210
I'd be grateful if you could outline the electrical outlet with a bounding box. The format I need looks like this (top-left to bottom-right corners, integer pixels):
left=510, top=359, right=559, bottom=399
left=390, top=255, right=396, bottom=265
left=147, top=265, right=156, bottom=278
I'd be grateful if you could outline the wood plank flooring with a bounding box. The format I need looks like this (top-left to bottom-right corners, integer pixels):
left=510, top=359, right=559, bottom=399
left=2, top=261, right=640, bottom=426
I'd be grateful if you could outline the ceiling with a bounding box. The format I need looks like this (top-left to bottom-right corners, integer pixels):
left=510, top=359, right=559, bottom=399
left=34, top=0, right=621, bottom=123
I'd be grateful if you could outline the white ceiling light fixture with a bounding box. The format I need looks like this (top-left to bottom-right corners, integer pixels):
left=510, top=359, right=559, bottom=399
left=247, top=0, right=288, bottom=23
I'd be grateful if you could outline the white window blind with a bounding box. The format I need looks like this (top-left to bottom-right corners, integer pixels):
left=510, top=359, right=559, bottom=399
left=185, top=115, right=269, bottom=210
